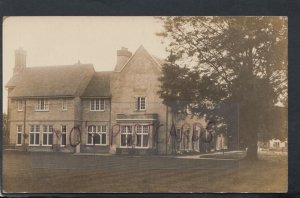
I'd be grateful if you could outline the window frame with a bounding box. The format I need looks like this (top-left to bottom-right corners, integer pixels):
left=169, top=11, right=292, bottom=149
left=135, top=97, right=146, bottom=111
left=176, top=128, right=181, bottom=150
left=87, top=125, right=107, bottom=145
left=17, top=100, right=23, bottom=111
left=42, top=125, right=53, bottom=146
left=16, top=125, right=23, bottom=146
left=35, top=99, right=49, bottom=111
left=120, top=125, right=133, bottom=148
left=90, top=99, right=105, bottom=111
left=273, top=142, right=280, bottom=148
left=181, top=129, right=190, bottom=150
left=61, top=125, right=67, bottom=146
left=29, top=125, right=40, bottom=146
left=135, top=125, right=149, bottom=148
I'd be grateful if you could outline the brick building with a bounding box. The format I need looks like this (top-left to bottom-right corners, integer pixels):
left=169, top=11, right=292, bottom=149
left=5, top=46, right=223, bottom=154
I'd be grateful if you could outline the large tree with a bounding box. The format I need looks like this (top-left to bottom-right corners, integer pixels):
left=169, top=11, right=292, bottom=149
left=157, top=16, right=287, bottom=160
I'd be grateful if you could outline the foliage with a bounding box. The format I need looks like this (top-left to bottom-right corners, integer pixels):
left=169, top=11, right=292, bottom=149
left=157, top=16, right=287, bottom=159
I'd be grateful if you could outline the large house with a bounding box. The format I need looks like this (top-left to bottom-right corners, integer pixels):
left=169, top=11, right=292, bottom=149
left=5, top=46, right=226, bottom=154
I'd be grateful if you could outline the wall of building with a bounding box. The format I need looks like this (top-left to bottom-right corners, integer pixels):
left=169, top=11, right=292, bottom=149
left=10, top=120, right=76, bottom=151
left=80, top=98, right=111, bottom=151
left=8, top=98, right=77, bottom=122
left=110, top=48, right=170, bottom=154
left=8, top=97, right=79, bottom=152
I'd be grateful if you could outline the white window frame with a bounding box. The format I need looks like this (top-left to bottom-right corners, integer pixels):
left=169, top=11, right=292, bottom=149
left=62, top=99, right=67, bottom=111
left=35, top=99, right=49, bottom=111
left=99, top=125, right=107, bottom=145
left=42, top=125, right=53, bottom=146
left=90, top=99, right=105, bottom=111
left=17, top=100, right=23, bottom=111
left=87, top=125, right=107, bottom=145
left=120, top=125, right=133, bottom=148
left=16, top=125, right=23, bottom=146
left=61, top=125, right=67, bottom=146
left=135, top=97, right=146, bottom=111
left=136, top=125, right=149, bottom=148
left=29, top=125, right=40, bottom=146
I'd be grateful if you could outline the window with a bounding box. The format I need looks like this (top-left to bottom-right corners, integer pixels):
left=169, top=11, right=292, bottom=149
left=181, top=129, right=190, bottom=150
left=17, top=100, right=23, bottom=111
left=121, top=125, right=133, bottom=147
left=90, top=99, right=105, bottom=111
left=176, top=128, right=181, bottom=150
left=30, top=125, right=40, bottom=145
left=176, top=128, right=181, bottom=138
left=42, top=125, right=53, bottom=146
left=136, top=125, right=149, bottom=148
left=16, top=125, right=23, bottom=145
left=35, top=99, right=49, bottom=111
left=61, top=125, right=67, bottom=146
left=135, top=97, right=146, bottom=111
left=273, top=142, right=280, bottom=148
left=62, top=99, right=67, bottom=111
left=87, top=125, right=107, bottom=145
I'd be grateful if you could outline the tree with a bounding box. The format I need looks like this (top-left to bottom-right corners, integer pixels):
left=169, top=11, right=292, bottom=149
left=157, top=16, right=287, bottom=160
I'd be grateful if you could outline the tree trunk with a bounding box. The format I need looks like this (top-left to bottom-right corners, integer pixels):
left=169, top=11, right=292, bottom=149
left=245, top=131, right=258, bottom=160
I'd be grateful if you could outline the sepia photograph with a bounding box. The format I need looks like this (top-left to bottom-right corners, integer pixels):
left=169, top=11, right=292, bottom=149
left=2, top=16, right=287, bottom=193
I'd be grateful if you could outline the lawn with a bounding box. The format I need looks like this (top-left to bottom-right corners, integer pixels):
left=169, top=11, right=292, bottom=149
left=2, top=150, right=287, bottom=193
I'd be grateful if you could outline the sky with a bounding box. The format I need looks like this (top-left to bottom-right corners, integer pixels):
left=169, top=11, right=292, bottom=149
left=2, top=16, right=169, bottom=113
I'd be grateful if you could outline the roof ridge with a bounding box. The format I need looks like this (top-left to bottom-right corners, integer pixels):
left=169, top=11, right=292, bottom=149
left=25, top=63, right=94, bottom=69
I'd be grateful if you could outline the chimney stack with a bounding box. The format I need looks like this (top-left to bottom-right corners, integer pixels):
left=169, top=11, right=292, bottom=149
left=114, top=47, right=132, bottom=71
left=14, top=47, right=27, bottom=74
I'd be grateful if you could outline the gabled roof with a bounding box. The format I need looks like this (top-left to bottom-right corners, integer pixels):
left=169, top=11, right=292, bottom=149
left=7, top=64, right=95, bottom=98
left=118, top=45, right=164, bottom=72
left=81, top=71, right=112, bottom=98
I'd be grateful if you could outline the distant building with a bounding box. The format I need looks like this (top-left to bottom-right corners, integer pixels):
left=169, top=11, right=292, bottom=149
left=5, top=46, right=228, bottom=154
left=258, top=138, right=287, bottom=151
left=269, top=139, right=287, bottom=150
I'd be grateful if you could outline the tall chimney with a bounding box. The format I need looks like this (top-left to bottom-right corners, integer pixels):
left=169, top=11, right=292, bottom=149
left=114, top=47, right=132, bottom=71
left=14, top=47, right=27, bottom=74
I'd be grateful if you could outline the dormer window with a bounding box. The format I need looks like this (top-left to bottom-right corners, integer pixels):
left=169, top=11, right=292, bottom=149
left=17, top=100, right=23, bottom=111
left=135, top=97, right=146, bottom=111
left=35, top=99, right=49, bottom=111
left=90, top=99, right=105, bottom=111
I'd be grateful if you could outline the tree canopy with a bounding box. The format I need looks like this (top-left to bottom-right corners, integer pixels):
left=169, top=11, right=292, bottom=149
left=157, top=16, right=287, bottom=159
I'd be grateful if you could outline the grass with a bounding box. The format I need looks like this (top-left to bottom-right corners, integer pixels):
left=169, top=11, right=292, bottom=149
left=2, top=150, right=287, bottom=193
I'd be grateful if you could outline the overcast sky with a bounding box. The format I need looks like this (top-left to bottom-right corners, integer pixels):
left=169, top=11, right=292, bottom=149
left=2, top=16, right=168, bottom=113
